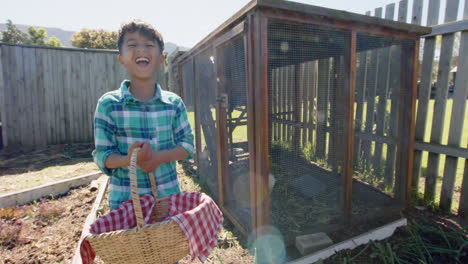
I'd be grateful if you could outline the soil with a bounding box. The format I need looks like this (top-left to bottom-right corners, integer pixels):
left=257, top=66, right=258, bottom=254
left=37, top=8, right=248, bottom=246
left=0, top=186, right=95, bottom=263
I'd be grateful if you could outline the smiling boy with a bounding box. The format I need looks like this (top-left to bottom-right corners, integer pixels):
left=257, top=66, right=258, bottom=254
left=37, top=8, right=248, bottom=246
left=92, top=20, right=194, bottom=210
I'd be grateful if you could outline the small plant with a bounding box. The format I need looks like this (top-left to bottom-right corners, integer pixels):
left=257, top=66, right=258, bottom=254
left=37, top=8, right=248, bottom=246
left=301, top=142, right=315, bottom=161
left=0, top=220, right=23, bottom=248
left=38, top=200, right=64, bottom=222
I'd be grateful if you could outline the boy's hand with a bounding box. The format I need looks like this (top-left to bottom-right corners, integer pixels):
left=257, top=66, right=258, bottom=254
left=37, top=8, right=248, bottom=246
left=137, top=142, right=164, bottom=173
left=126, top=141, right=144, bottom=166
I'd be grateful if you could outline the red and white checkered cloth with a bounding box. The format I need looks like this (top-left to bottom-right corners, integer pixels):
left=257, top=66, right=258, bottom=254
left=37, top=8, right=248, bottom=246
left=79, top=192, right=223, bottom=263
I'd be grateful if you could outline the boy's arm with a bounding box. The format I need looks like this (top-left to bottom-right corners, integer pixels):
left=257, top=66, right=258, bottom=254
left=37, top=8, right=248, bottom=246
left=172, top=98, right=195, bottom=159
left=92, top=99, right=137, bottom=175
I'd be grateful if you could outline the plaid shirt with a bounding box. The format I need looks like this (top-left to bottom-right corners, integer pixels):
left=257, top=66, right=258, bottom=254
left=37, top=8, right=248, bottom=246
left=92, top=80, right=194, bottom=210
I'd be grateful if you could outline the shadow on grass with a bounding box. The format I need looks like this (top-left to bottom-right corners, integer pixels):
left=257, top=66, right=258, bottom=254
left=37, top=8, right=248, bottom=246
left=0, top=143, right=94, bottom=176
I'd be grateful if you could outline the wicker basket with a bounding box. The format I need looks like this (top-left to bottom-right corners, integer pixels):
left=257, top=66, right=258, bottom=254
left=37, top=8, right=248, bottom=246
left=86, top=148, right=190, bottom=264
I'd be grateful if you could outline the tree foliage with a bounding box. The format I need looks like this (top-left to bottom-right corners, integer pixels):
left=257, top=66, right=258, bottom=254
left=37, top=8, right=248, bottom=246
left=71, top=29, right=118, bottom=49
left=1, top=20, right=63, bottom=47
left=1, top=19, right=28, bottom=44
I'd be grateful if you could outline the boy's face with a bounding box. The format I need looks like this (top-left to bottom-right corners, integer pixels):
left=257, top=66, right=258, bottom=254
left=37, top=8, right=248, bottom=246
left=117, top=31, right=164, bottom=81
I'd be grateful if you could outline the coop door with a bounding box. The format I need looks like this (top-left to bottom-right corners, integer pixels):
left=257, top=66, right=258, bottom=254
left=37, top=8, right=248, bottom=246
left=213, top=23, right=253, bottom=234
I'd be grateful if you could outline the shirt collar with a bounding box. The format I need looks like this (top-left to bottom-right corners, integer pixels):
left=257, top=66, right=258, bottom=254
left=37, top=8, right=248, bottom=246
left=120, top=80, right=171, bottom=105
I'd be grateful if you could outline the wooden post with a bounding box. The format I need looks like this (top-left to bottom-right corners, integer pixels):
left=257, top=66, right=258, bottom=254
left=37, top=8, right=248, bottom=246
left=425, top=0, right=459, bottom=202
left=252, top=11, right=270, bottom=236
left=395, top=39, right=419, bottom=206
left=215, top=45, right=228, bottom=208
left=412, top=0, right=440, bottom=191
left=245, top=13, right=258, bottom=235
left=343, top=31, right=356, bottom=224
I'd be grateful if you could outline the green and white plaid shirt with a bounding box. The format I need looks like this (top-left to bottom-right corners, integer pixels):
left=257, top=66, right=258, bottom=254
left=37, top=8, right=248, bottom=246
left=92, top=80, right=194, bottom=210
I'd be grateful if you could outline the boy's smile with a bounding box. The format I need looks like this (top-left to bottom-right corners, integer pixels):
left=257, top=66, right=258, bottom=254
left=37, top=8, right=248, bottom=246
left=118, top=31, right=164, bottom=81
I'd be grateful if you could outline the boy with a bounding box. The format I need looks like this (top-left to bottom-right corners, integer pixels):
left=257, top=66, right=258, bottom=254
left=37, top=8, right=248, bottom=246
left=92, top=20, right=194, bottom=210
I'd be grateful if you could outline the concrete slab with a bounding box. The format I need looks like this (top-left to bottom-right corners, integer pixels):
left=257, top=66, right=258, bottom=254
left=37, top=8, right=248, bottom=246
left=296, top=232, right=333, bottom=256
left=0, top=171, right=102, bottom=208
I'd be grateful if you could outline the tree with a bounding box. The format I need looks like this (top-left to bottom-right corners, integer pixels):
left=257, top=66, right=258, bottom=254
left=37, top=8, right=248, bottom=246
left=1, top=19, right=28, bottom=44
left=1, top=20, right=63, bottom=47
left=46, top=36, right=63, bottom=47
left=71, top=29, right=118, bottom=49
left=27, top=26, right=47, bottom=45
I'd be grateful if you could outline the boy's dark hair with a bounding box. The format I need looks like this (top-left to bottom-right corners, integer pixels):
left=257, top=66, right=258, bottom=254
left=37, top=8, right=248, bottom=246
left=117, top=20, right=164, bottom=54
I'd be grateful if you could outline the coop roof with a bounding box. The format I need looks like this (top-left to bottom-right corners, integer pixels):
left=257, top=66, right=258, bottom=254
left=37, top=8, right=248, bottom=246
left=178, top=0, right=431, bottom=63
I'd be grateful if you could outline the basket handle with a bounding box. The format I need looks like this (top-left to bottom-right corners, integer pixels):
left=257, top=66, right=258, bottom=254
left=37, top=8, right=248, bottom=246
left=129, top=147, right=159, bottom=228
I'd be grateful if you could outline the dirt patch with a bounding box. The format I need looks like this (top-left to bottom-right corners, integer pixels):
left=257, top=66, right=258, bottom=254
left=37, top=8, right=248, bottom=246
left=0, top=143, right=98, bottom=194
left=0, top=186, right=96, bottom=263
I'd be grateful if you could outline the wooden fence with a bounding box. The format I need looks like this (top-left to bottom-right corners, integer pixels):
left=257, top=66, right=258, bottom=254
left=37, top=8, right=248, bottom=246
left=0, top=43, right=128, bottom=148
left=366, top=0, right=468, bottom=219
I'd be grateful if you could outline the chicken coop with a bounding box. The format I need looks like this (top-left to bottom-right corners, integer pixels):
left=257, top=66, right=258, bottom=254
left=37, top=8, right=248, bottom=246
left=173, top=0, right=430, bottom=260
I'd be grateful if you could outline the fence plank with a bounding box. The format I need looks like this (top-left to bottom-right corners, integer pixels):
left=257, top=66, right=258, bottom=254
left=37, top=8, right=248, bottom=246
left=460, top=154, right=468, bottom=220
left=398, top=0, right=408, bottom=23
left=293, top=64, right=302, bottom=153
left=35, top=48, right=47, bottom=146
left=373, top=35, right=392, bottom=171
left=362, top=45, right=378, bottom=171
left=316, top=58, right=329, bottom=160
left=49, top=49, right=60, bottom=144
left=14, top=47, right=28, bottom=146
left=328, top=57, right=338, bottom=171
left=0, top=47, right=7, bottom=147
left=308, top=61, right=316, bottom=146
left=354, top=50, right=367, bottom=169
left=23, top=48, right=38, bottom=146
left=411, top=0, right=423, bottom=25
left=61, top=51, right=71, bottom=142
left=425, top=0, right=459, bottom=202
left=301, top=63, right=308, bottom=146
left=412, top=0, right=440, bottom=191
left=361, top=9, right=383, bottom=171
left=272, top=69, right=277, bottom=141
left=6, top=46, right=17, bottom=146
left=59, top=50, right=68, bottom=143
left=440, top=1, right=468, bottom=212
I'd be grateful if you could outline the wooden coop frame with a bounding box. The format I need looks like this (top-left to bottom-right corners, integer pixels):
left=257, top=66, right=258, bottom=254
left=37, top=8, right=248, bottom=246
left=174, top=0, right=431, bottom=247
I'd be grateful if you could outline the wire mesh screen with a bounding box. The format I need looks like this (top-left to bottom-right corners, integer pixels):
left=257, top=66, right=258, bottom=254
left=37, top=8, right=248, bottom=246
left=352, top=34, right=406, bottom=222
left=182, top=59, right=194, bottom=112
left=267, top=19, right=350, bottom=246
left=194, top=49, right=219, bottom=200
left=181, top=60, right=197, bottom=162
left=215, top=35, right=252, bottom=232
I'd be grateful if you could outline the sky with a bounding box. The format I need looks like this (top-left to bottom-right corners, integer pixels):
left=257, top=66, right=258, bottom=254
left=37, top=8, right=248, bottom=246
left=0, top=0, right=463, bottom=48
